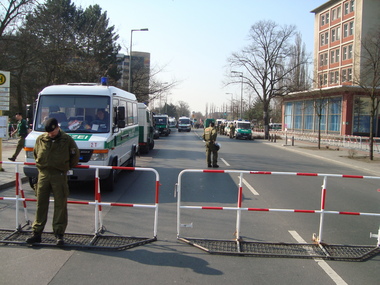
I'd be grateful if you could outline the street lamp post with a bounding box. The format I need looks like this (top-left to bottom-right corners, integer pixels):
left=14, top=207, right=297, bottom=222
left=231, top=71, right=243, bottom=119
left=129, top=28, right=149, bottom=93
left=225, top=92, right=233, bottom=119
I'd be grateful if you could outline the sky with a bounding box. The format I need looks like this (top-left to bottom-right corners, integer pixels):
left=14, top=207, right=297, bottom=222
left=75, top=0, right=328, bottom=114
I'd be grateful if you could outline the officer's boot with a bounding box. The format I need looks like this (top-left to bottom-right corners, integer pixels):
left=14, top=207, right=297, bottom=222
left=26, top=232, right=42, bottom=244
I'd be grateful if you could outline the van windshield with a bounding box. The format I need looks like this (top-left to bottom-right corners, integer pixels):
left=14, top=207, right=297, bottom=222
left=237, top=122, right=251, bottom=129
left=178, top=119, right=190, bottom=124
left=35, top=95, right=111, bottom=133
left=154, top=117, right=167, bottom=124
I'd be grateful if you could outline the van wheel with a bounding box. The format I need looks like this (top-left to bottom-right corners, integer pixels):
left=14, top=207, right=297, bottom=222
left=149, top=139, right=154, bottom=150
left=140, top=145, right=149, bottom=154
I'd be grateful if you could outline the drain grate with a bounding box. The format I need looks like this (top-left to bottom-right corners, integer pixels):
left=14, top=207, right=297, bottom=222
left=0, top=229, right=156, bottom=250
left=179, top=237, right=380, bottom=261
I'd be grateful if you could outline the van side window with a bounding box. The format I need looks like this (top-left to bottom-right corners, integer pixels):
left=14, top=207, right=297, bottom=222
left=127, top=102, right=133, bottom=125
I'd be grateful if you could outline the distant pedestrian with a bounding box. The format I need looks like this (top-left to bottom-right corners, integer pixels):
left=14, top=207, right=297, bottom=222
left=8, top=112, right=28, bottom=161
left=202, top=122, right=219, bottom=168
left=26, top=118, right=79, bottom=246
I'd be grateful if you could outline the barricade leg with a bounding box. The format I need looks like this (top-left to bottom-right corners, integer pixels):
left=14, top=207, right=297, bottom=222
left=317, top=176, right=328, bottom=244
left=235, top=173, right=243, bottom=242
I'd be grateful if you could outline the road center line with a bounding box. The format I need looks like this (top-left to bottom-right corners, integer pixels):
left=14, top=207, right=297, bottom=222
left=288, top=230, right=348, bottom=285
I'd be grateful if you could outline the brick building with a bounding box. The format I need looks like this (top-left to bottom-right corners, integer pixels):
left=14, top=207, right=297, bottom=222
left=282, top=0, right=380, bottom=136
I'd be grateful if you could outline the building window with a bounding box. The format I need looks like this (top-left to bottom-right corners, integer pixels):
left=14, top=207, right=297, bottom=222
left=315, top=99, right=327, bottom=131
left=343, top=23, right=348, bottom=37
left=342, top=45, right=352, bottom=60
left=323, top=74, right=328, bottom=85
left=328, top=98, right=342, bottom=132
left=331, top=6, right=342, bottom=21
left=353, top=97, right=371, bottom=135
left=284, top=103, right=293, bottom=129
left=342, top=69, right=347, bottom=82
left=330, top=50, right=335, bottom=64
left=336, top=49, right=340, bottom=63
left=303, top=101, right=314, bottom=130
left=294, top=102, right=303, bottom=129
left=330, top=49, right=340, bottom=64
left=350, top=0, right=355, bottom=12
left=319, top=52, right=328, bottom=66
left=344, top=2, right=349, bottom=15
left=347, top=68, right=352, bottom=81
left=349, top=21, right=354, bottom=36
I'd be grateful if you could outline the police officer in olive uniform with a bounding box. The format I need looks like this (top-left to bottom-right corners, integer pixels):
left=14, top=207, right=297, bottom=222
left=202, top=122, right=219, bottom=168
left=8, top=112, right=29, bottom=161
left=26, top=118, right=79, bottom=246
left=229, top=123, right=236, bottom=139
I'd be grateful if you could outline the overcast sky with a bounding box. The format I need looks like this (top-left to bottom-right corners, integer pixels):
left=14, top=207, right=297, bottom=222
left=76, top=0, right=327, bottom=114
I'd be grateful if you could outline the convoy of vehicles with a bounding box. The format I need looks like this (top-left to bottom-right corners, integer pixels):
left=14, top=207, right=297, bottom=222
left=23, top=80, right=254, bottom=192
left=23, top=82, right=139, bottom=192
left=177, top=116, right=191, bottom=132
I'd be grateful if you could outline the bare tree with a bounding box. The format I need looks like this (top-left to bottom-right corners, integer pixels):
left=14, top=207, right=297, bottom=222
left=355, top=29, right=380, bottom=160
left=227, top=20, right=308, bottom=139
left=0, top=0, right=36, bottom=37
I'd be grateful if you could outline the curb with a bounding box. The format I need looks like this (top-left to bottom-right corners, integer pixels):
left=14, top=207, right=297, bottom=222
left=0, top=177, right=29, bottom=191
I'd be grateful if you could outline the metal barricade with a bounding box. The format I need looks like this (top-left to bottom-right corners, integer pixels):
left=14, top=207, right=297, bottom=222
left=0, top=161, right=160, bottom=250
left=176, top=169, right=380, bottom=260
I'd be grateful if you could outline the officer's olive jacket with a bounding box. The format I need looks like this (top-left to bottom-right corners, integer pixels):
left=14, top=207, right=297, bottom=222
left=34, top=130, right=79, bottom=173
left=203, top=127, right=217, bottom=142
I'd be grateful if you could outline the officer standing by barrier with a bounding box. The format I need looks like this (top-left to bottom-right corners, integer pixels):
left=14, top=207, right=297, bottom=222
left=202, top=122, right=219, bottom=168
left=8, top=112, right=28, bottom=161
left=26, top=118, right=79, bottom=246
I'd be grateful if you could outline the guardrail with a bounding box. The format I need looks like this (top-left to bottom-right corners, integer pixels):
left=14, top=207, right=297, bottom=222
left=175, top=169, right=380, bottom=259
left=0, top=161, right=160, bottom=249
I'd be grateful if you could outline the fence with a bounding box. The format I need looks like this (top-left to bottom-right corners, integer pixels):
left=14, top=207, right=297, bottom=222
left=0, top=161, right=160, bottom=250
left=176, top=168, right=380, bottom=259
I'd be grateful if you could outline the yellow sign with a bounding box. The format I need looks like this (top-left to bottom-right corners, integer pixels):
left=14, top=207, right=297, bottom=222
left=0, top=73, right=6, bottom=85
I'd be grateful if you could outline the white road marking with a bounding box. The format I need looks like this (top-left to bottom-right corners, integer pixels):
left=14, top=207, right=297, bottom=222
left=289, top=230, right=348, bottom=285
left=242, top=177, right=259, bottom=195
left=220, top=158, right=230, bottom=166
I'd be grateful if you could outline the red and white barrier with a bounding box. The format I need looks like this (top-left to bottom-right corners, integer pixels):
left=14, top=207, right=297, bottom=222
left=176, top=169, right=380, bottom=246
left=0, top=161, right=160, bottom=238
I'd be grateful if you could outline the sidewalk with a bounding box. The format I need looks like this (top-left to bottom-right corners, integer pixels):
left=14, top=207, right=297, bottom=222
left=263, top=137, right=380, bottom=176
left=1, top=136, right=380, bottom=192
left=0, top=138, right=28, bottom=190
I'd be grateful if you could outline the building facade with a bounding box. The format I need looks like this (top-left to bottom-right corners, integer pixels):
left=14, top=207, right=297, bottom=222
left=282, top=0, right=380, bottom=136
left=117, top=51, right=150, bottom=96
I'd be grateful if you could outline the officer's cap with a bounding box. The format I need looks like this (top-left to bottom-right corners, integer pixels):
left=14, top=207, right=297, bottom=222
left=45, top=117, right=58, bottom=132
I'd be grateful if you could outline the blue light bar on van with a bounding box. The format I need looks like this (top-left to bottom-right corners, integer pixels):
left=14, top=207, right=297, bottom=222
left=101, top=77, right=108, bottom=86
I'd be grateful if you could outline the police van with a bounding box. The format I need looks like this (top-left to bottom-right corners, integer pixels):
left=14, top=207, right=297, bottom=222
left=233, top=120, right=253, bottom=140
left=153, top=114, right=170, bottom=136
left=23, top=81, right=139, bottom=192
left=138, top=103, right=155, bottom=154
left=177, top=116, right=191, bottom=132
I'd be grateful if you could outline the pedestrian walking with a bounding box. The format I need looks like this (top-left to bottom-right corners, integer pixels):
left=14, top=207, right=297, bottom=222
left=202, top=121, right=219, bottom=168
left=8, top=112, right=29, bottom=161
left=26, top=118, right=79, bottom=246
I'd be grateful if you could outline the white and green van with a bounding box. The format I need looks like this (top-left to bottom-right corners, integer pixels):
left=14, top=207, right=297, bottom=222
left=23, top=82, right=139, bottom=192
left=233, top=120, right=253, bottom=140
